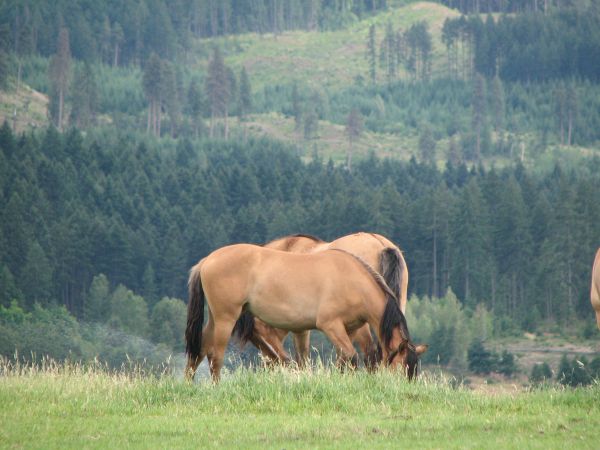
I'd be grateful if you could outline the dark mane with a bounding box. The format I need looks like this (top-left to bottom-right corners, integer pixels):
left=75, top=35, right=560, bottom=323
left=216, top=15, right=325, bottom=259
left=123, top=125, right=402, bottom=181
left=379, top=247, right=404, bottom=304
left=329, top=248, right=398, bottom=302
left=328, top=248, right=410, bottom=349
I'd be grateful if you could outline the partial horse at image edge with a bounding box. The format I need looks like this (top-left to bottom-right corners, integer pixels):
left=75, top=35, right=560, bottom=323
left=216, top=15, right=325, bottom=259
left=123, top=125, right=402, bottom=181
left=592, top=248, right=600, bottom=329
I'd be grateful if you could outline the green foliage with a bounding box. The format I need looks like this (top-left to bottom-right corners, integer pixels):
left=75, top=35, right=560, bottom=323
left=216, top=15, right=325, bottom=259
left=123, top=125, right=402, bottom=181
left=496, top=350, right=517, bottom=377
left=467, top=340, right=495, bottom=375
left=84, top=274, right=110, bottom=323
left=0, top=303, right=84, bottom=360
left=530, top=362, right=553, bottom=385
left=405, top=289, right=471, bottom=368
left=557, top=354, right=600, bottom=387
left=109, top=285, right=149, bottom=337
left=149, top=297, right=186, bottom=350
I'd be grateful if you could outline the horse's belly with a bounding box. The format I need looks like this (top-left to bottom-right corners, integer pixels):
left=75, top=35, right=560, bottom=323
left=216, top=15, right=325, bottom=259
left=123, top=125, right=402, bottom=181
left=248, top=295, right=317, bottom=332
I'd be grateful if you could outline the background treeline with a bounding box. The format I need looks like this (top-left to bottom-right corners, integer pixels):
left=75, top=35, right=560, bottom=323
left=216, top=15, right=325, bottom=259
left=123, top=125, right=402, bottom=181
left=1, top=0, right=391, bottom=65
left=1, top=123, right=599, bottom=329
left=434, top=0, right=596, bottom=14
left=442, top=9, right=600, bottom=82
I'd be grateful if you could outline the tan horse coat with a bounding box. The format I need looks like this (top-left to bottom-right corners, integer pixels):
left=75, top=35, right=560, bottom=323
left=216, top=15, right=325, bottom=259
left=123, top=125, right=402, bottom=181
left=592, top=248, right=600, bottom=329
left=185, top=244, right=424, bottom=382
left=242, top=232, right=408, bottom=367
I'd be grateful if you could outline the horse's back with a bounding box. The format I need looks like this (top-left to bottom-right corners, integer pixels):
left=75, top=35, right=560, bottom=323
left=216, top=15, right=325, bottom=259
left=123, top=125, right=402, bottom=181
left=327, top=232, right=387, bottom=268
left=592, top=248, right=600, bottom=328
left=250, top=247, right=377, bottom=331
left=264, top=234, right=323, bottom=253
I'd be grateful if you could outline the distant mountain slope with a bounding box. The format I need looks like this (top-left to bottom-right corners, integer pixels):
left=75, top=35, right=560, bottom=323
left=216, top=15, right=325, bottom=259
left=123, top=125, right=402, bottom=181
left=201, top=2, right=459, bottom=91
left=0, top=83, right=48, bottom=132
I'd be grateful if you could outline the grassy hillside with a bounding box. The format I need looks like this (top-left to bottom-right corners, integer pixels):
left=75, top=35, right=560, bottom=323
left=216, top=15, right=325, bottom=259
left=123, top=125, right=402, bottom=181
left=202, top=2, right=458, bottom=91
left=1, top=362, right=599, bottom=449
left=0, top=82, right=48, bottom=132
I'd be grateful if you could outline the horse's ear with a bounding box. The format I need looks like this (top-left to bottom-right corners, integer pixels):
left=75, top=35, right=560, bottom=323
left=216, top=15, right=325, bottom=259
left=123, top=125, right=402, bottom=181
left=415, top=344, right=428, bottom=355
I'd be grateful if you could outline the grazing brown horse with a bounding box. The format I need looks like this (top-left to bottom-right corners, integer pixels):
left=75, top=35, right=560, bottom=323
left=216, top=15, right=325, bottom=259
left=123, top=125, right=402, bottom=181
left=592, top=248, right=600, bottom=329
left=185, top=244, right=426, bottom=382
left=233, top=232, right=408, bottom=367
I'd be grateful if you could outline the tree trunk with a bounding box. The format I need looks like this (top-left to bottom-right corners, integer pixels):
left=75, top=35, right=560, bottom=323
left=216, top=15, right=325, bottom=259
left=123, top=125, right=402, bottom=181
left=58, top=88, right=64, bottom=131
left=347, top=140, right=353, bottom=172
left=113, top=44, right=120, bottom=67
left=432, top=208, right=438, bottom=298
left=147, top=102, right=152, bottom=133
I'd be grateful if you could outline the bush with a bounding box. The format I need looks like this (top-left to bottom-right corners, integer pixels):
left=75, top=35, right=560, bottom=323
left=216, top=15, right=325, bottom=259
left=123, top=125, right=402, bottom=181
left=405, top=289, right=471, bottom=368
left=467, top=340, right=495, bottom=375
left=530, top=362, right=553, bottom=385
left=557, top=355, right=596, bottom=387
left=497, top=350, right=518, bottom=377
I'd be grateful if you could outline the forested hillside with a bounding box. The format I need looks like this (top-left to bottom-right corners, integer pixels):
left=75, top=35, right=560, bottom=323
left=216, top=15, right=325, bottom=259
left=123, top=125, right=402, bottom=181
left=0, top=0, right=599, bottom=368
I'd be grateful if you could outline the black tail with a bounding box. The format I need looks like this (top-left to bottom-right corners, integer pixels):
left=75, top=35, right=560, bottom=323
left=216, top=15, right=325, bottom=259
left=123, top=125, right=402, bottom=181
left=232, top=310, right=255, bottom=347
left=379, top=247, right=404, bottom=306
left=185, top=264, right=204, bottom=361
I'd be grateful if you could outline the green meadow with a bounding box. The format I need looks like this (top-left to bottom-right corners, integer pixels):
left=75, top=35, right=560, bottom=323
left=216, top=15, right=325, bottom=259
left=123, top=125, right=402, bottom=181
left=1, top=360, right=598, bottom=449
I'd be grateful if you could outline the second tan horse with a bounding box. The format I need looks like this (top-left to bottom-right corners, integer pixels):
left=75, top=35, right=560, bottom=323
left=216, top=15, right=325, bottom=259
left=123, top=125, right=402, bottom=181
left=185, top=243, right=426, bottom=382
left=233, top=232, right=408, bottom=368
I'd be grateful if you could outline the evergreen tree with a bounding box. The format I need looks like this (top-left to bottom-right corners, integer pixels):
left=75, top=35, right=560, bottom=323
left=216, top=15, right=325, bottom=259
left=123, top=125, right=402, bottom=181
left=418, top=125, right=437, bottom=165
left=142, top=52, right=163, bottom=136
left=70, top=63, right=98, bottom=129
left=0, top=23, right=9, bottom=89
left=187, top=79, right=204, bottom=138
left=149, top=297, right=186, bottom=348
left=367, top=24, right=377, bottom=84
left=161, top=61, right=181, bottom=137
left=467, top=340, right=495, bottom=374
left=205, top=46, right=230, bottom=138
left=345, top=107, right=363, bottom=171
left=491, top=76, right=504, bottom=132
left=0, top=265, right=23, bottom=307
left=48, top=27, right=72, bottom=131
left=530, top=362, right=552, bottom=384
left=471, top=73, right=486, bottom=161
left=108, top=284, right=149, bottom=337
left=84, top=274, right=110, bottom=323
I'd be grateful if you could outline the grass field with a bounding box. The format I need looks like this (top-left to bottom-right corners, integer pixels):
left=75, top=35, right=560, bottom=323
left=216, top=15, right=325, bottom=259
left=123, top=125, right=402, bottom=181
left=1, top=360, right=599, bottom=449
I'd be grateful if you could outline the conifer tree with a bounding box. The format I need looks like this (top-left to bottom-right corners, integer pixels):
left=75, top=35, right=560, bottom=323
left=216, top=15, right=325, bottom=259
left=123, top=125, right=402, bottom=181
left=187, top=79, right=204, bottom=138
left=70, top=63, right=98, bottom=129
left=48, top=27, right=72, bottom=131
left=0, top=23, right=9, bottom=90
left=471, top=73, right=486, bottom=161
left=345, top=108, right=363, bottom=171
left=367, top=24, right=377, bottom=84
left=238, top=67, right=252, bottom=140
left=84, top=274, right=110, bottom=323
left=205, top=47, right=230, bottom=138
left=142, top=52, right=163, bottom=136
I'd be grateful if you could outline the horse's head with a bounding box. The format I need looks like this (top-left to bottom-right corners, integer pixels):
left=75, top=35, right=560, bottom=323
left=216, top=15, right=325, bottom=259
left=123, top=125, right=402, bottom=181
left=387, top=341, right=428, bottom=380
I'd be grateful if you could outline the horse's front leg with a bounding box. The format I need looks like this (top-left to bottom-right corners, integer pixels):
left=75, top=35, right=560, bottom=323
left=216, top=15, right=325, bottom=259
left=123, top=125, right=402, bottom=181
left=318, top=320, right=359, bottom=370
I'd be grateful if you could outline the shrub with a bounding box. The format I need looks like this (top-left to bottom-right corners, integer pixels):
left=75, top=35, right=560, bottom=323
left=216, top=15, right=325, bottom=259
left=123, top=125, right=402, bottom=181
left=467, top=340, right=496, bottom=374
left=530, top=362, right=553, bottom=384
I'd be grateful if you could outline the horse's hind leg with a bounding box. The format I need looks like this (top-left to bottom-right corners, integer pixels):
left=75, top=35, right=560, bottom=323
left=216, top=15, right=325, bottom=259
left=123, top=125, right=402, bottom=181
left=318, top=321, right=359, bottom=369
left=207, top=319, right=238, bottom=382
left=185, top=314, right=215, bottom=381
left=292, top=331, right=311, bottom=368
